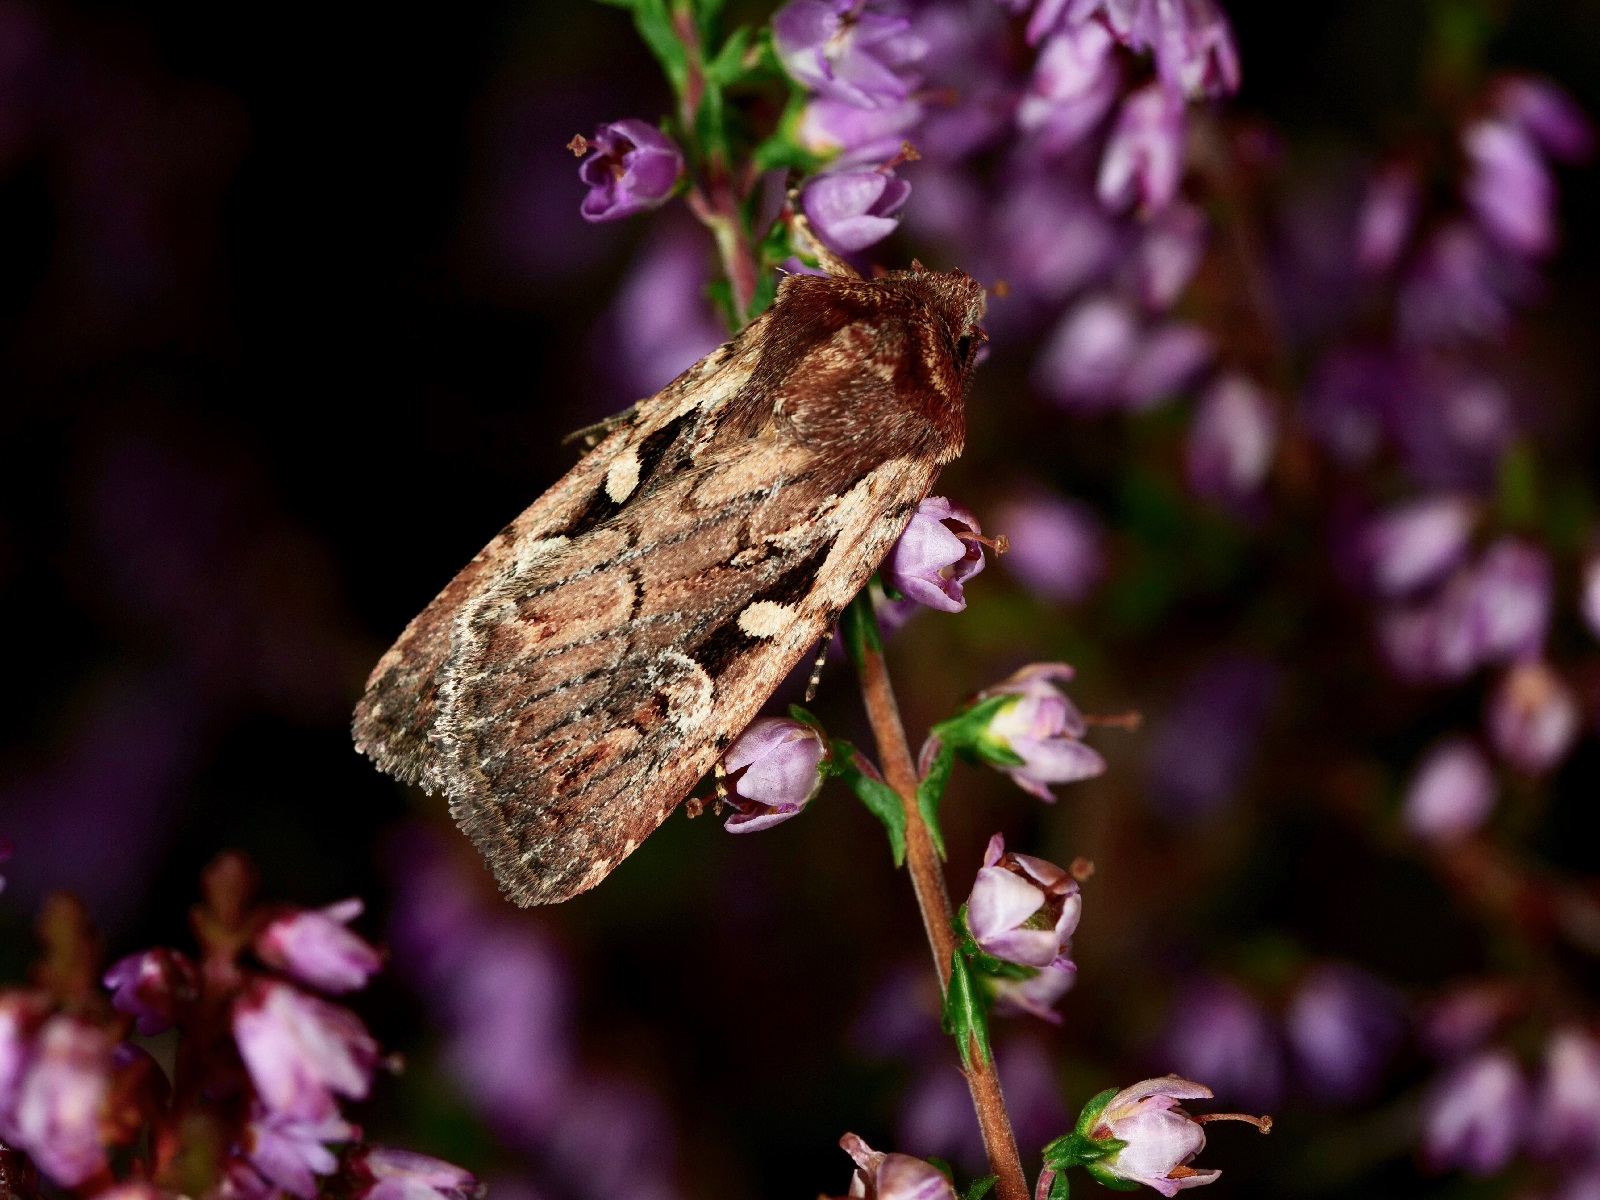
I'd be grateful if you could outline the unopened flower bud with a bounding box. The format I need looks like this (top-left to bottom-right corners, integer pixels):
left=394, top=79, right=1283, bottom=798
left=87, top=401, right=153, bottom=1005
left=245, top=1106, right=358, bottom=1199
left=575, top=120, right=683, bottom=222
left=947, top=664, right=1105, bottom=800
left=256, top=900, right=383, bottom=995
left=353, top=1147, right=485, bottom=1200
left=8, top=1014, right=114, bottom=1186
left=835, top=1132, right=956, bottom=1200
left=1487, top=660, right=1579, bottom=775
left=883, top=497, right=988, bottom=613
left=720, top=717, right=827, bottom=833
left=102, top=948, right=199, bottom=1035
left=232, top=980, right=379, bottom=1120
left=965, top=833, right=1080, bottom=970
left=992, top=964, right=1076, bottom=1023
left=1081, top=1077, right=1224, bottom=1195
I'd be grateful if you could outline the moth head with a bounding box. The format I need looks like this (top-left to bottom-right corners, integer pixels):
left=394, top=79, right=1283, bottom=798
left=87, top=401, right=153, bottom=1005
left=928, top=269, right=989, bottom=383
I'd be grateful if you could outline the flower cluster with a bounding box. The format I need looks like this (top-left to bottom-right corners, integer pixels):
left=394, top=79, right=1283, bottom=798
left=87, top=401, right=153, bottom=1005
left=0, top=858, right=475, bottom=1200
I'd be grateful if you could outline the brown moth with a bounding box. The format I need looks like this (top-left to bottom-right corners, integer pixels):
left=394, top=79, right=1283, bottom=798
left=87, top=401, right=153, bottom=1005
left=352, top=266, right=987, bottom=905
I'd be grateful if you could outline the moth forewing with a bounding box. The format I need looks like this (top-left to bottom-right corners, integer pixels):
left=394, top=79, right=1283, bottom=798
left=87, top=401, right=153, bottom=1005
left=353, top=268, right=988, bottom=905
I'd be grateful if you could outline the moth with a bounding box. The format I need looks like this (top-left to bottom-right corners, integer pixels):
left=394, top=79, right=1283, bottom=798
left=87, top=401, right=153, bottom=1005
left=352, top=265, right=987, bottom=905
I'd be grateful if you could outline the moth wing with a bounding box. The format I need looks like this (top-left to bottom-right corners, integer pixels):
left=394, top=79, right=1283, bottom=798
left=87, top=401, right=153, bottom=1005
left=351, top=331, right=762, bottom=793
left=433, top=437, right=939, bottom=906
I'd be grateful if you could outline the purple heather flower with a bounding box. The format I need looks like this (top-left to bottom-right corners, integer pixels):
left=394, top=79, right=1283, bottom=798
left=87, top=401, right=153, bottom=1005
left=1131, top=201, right=1207, bottom=310
left=773, top=0, right=925, bottom=109
left=1422, top=1048, right=1529, bottom=1175
left=1098, top=83, right=1187, bottom=213
left=800, top=168, right=911, bottom=254
left=993, top=491, right=1105, bottom=604
left=1419, top=984, right=1518, bottom=1061
left=1402, top=738, right=1497, bottom=844
left=1398, top=221, right=1518, bottom=345
left=1139, top=0, right=1241, bottom=100
left=1122, top=322, right=1214, bottom=407
left=8, top=1014, right=113, bottom=1187
left=898, top=1039, right=1068, bottom=1171
left=1356, top=163, right=1420, bottom=275
left=973, top=663, right=1106, bottom=800
left=0, top=992, right=42, bottom=1130
left=989, top=178, right=1120, bottom=304
left=1024, top=0, right=1143, bottom=46
left=255, top=899, right=384, bottom=994
left=1487, top=660, right=1580, bottom=776
left=719, top=717, right=828, bottom=833
left=1493, top=75, right=1595, bottom=164
left=1185, top=374, right=1278, bottom=502
left=799, top=96, right=925, bottom=169
left=1083, top=1077, right=1223, bottom=1196
left=992, top=965, right=1077, bottom=1023
left=1016, top=24, right=1122, bottom=155
left=1035, top=295, right=1211, bottom=410
left=1463, top=119, right=1556, bottom=259
left=575, top=120, right=683, bottom=222
left=1585, top=551, right=1600, bottom=641
left=1531, top=1028, right=1600, bottom=1162
left=1301, top=348, right=1395, bottom=467
left=838, top=1132, right=957, bottom=1200
left=601, top=220, right=727, bottom=399
left=883, top=497, right=987, bottom=613
left=245, top=1107, right=358, bottom=1199
left=355, top=1147, right=483, bottom=1200
left=1284, top=965, right=1405, bottom=1104
left=233, top=980, right=379, bottom=1120
left=1143, top=655, right=1279, bottom=822
left=965, top=834, right=1081, bottom=970
left=1161, top=979, right=1283, bottom=1110
left=101, top=947, right=198, bottom=1036
left=1355, top=495, right=1478, bottom=598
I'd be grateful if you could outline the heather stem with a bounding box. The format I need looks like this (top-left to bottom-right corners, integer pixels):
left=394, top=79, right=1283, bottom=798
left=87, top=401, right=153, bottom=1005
left=846, top=590, right=1031, bottom=1200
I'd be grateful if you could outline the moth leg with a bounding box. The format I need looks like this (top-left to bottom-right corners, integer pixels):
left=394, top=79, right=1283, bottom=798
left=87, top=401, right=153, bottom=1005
left=804, top=627, right=835, bottom=703
left=561, top=403, right=639, bottom=450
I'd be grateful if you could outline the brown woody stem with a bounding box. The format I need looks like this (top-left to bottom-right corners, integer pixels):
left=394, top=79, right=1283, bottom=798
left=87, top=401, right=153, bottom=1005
left=848, top=594, right=1031, bottom=1200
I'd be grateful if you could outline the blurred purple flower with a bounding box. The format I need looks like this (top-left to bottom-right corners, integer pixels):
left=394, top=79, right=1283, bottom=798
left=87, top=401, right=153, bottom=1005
left=1098, top=83, right=1187, bottom=213
left=1487, top=660, right=1580, bottom=775
left=966, top=834, right=1081, bottom=970
left=1034, top=295, right=1211, bottom=410
left=1139, top=0, right=1240, bottom=100
left=1586, top=551, right=1600, bottom=642
left=103, top=948, right=198, bottom=1035
left=8, top=1014, right=113, bottom=1187
left=883, top=497, right=987, bottom=613
left=1284, top=965, right=1405, bottom=1103
left=773, top=0, right=925, bottom=108
left=1402, top=738, right=1497, bottom=844
left=1463, top=119, right=1556, bottom=259
left=1144, top=655, right=1279, bottom=821
left=1398, top=222, right=1522, bottom=345
left=800, top=96, right=924, bottom=168
left=1354, top=495, right=1478, bottom=598
left=1422, top=1048, right=1528, bottom=1175
left=256, top=900, right=383, bottom=995
left=1394, top=361, right=1516, bottom=489
left=355, top=1148, right=483, bottom=1200
left=838, top=1132, right=957, bottom=1200
left=232, top=980, right=378, bottom=1120
left=599, top=222, right=726, bottom=400
left=1084, top=1077, right=1222, bottom=1196
left=245, top=1107, right=357, bottom=1199
left=1492, top=75, right=1595, bottom=164
left=575, top=120, right=682, bottom=222
left=1419, top=983, right=1518, bottom=1061
left=1185, top=374, right=1278, bottom=503
left=1301, top=348, right=1395, bottom=468
left=974, top=663, right=1106, bottom=800
left=992, top=964, right=1076, bottom=1023
left=1131, top=201, right=1207, bottom=310
left=801, top=168, right=912, bottom=254
left=1530, top=1028, right=1600, bottom=1163
left=720, top=717, right=827, bottom=833
left=1356, top=162, right=1420, bottom=275
left=1016, top=24, right=1121, bottom=154
left=0, top=992, right=45, bottom=1128
left=1161, top=978, right=1283, bottom=1110
left=544, top=1076, right=679, bottom=1200
left=994, top=490, right=1105, bottom=604
left=898, top=1039, right=1067, bottom=1172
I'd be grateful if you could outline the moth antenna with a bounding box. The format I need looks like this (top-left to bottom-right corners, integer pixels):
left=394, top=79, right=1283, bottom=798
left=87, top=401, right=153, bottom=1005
left=804, top=628, right=835, bottom=702
left=561, top=403, right=639, bottom=449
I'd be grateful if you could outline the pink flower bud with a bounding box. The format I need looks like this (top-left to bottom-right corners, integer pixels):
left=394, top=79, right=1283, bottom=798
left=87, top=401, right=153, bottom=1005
left=976, top=664, right=1106, bottom=800
left=837, top=1132, right=957, bottom=1200
left=801, top=169, right=912, bottom=254
left=7, top=1014, right=114, bottom=1186
left=1402, top=738, right=1497, bottom=844
left=992, top=964, right=1076, bottom=1023
left=256, top=900, right=384, bottom=994
left=1086, top=1077, right=1222, bottom=1196
left=883, top=498, right=988, bottom=613
left=232, top=980, right=379, bottom=1120
left=1185, top=374, right=1278, bottom=502
left=720, top=717, right=828, bottom=833
left=1097, top=83, right=1186, bottom=214
left=1487, top=661, right=1579, bottom=775
left=1356, top=495, right=1478, bottom=598
left=245, top=1106, right=358, bottom=1199
left=1422, top=1048, right=1528, bottom=1175
left=102, top=948, right=198, bottom=1036
left=773, top=0, right=925, bottom=110
left=354, top=1147, right=484, bottom=1200
left=965, top=834, right=1081, bottom=970
left=1531, top=1027, right=1600, bottom=1162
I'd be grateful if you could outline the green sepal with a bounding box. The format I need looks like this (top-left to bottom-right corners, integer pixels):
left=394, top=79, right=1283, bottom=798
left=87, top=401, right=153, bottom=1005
left=914, top=739, right=954, bottom=860
left=704, top=25, right=755, bottom=87
left=831, top=740, right=905, bottom=865
left=964, top=1176, right=998, bottom=1200
left=951, top=905, right=1037, bottom=981
left=926, top=1157, right=954, bottom=1181
left=1041, top=1132, right=1123, bottom=1171
left=787, top=704, right=827, bottom=736
left=942, top=946, right=993, bottom=1069
left=1044, top=1169, right=1069, bottom=1200
left=1083, top=1161, right=1140, bottom=1191
left=930, top=694, right=1026, bottom=768
left=1074, top=1087, right=1120, bottom=1138
left=688, top=0, right=725, bottom=47
left=841, top=587, right=885, bottom=668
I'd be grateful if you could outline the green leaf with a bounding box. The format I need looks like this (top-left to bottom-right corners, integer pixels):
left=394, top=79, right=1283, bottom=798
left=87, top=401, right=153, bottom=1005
left=704, top=25, right=753, bottom=86
left=915, top=739, right=954, bottom=860
left=689, top=0, right=726, bottom=45
left=1073, top=1088, right=1120, bottom=1138
left=832, top=741, right=906, bottom=865
left=623, top=0, right=690, bottom=97
left=1045, top=1169, right=1069, bottom=1200
left=1083, top=1161, right=1140, bottom=1191
left=942, top=948, right=992, bottom=1070
left=964, top=1176, right=998, bottom=1200
left=841, top=588, right=884, bottom=668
